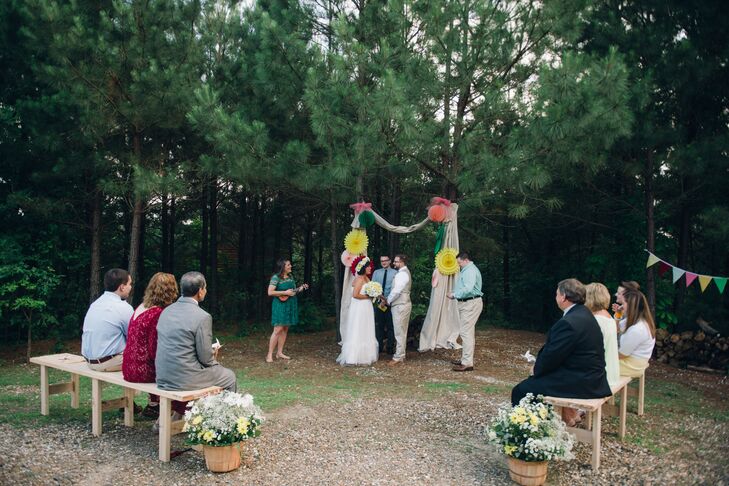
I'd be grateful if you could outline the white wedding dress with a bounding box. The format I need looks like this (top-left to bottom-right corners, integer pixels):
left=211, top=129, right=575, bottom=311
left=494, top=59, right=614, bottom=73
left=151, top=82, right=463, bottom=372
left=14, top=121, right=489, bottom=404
left=337, top=286, right=379, bottom=366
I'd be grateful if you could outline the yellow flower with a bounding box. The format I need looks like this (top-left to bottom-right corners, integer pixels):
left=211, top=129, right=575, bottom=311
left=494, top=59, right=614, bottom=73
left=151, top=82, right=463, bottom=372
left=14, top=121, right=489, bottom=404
left=203, top=430, right=215, bottom=442
left=236, top=417, right=250, bottom=435
left=344, top=229, right=368, bottom=255
left=529, top=414, right=539, bottom=426
left=193, top=415, right=203, bottom=425
left=538, top=407, right=548, bottom=420
left=504, top=445, right=517, bottom=456
left=435, top=247, right=459, bottom=276
left=509, top=412, right=526, bottom=425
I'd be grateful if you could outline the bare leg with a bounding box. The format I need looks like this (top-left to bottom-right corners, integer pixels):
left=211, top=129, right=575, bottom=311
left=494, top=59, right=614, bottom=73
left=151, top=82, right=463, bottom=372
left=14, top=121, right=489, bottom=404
left=562, top=407, right=582, bottom=427
left=276, top=326, right=290, bottom=359
left=267, top=327, right=283, bottom=362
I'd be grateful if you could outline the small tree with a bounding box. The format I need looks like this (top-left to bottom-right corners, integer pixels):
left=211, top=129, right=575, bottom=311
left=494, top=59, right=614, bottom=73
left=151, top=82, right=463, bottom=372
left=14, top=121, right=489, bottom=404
left=0, top=263, right=60, bottom=362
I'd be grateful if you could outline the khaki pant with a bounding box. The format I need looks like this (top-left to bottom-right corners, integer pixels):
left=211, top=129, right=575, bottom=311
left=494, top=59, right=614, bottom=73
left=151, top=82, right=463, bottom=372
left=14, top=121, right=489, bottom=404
left=458, top=298, right=483, bottom=367
left=391, top=302, right=412, bottom=361
left=87, top=354, right=123, bottom=372
left=619, top=355, right=649, bottom=378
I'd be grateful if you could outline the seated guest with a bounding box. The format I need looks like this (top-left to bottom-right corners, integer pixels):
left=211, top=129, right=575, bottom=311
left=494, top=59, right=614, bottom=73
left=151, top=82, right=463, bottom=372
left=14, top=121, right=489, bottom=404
left=156, top=271, right=236, bottom=416
left=612, top=280, right=640, bottom=336
left=618, top=288, right=656, bottom=377
left=511, top=279, right=611, bottom=425
left=585, top=283, right=620, bottom=389
left=122, top=272, right=178, bottom=418
left=82, top=268, right=134, bottom=371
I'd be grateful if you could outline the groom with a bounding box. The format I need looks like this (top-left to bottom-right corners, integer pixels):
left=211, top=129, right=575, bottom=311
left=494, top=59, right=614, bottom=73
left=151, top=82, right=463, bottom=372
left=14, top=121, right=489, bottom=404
left=372, top=255, right=396, bottom=354
left=385, top=254, right=412, bottom=366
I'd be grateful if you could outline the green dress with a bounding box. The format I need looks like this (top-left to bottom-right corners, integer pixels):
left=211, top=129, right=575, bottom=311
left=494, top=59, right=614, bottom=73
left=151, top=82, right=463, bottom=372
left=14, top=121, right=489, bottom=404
left=270, top=274, right=299, bottom=327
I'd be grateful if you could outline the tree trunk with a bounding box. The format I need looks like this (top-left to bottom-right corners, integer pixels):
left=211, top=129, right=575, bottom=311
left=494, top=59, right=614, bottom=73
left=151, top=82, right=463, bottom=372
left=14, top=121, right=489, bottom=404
left=304, top=216, right=313, bottom=287
left=331, top=199, right=342, bottom=336
left=169, top=196, right=176, bottom=273
left=26, top=316, right=32, bottom=363
left=389, top=181, right=401, bottom=256
left=200, top=178, right=209, bottom=275
left=161, top=193, right=170, bottom=272
left=209, top=178, right=218, bottom=313
left=237, top=192, right=247, bottom=284
left=127, top=132, right=145, bottom=303
left=317, top=214, right=324, bottom=301
left=644, top=152, right=656, bottom=314
left=89, top=189, right=102, bottom=303
left=258, top=196, right=267, bottom=320
left=675, top=176, right=691, bottom=314
left=127, top=197, right=144, bottom=303
left=502, top=219, right=511, bottom=319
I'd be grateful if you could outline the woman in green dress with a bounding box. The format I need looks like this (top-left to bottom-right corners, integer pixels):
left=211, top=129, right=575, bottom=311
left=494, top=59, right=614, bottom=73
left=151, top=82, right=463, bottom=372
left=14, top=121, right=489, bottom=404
left=266, top=258, right=307, bottom=362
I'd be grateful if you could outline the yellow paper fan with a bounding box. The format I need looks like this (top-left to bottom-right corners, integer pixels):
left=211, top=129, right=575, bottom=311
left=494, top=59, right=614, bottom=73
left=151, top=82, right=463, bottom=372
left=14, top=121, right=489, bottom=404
left=344, top=229, right=368, bottom=255
left=435, top=247, right=459, bottom=276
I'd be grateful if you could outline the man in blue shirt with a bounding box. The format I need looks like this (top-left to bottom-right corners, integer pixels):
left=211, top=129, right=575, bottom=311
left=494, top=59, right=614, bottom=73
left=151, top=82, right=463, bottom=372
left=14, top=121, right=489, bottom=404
left=447, top=252, right=483, bottom=372
left=372, top=255, right=397, bottom=354
left=81, top=268, right=134, bottom=371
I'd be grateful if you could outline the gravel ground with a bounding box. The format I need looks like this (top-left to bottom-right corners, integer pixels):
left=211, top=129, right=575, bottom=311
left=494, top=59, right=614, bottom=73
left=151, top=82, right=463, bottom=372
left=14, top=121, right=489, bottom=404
left=1, top=329, right=728, bottom=485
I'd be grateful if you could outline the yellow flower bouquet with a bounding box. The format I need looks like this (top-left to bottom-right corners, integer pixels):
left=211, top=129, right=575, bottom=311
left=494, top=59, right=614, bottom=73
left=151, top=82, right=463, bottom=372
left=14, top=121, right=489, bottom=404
left=487, top=394, right=573, bottom=462
left=183, top=391, right=264, bottom=446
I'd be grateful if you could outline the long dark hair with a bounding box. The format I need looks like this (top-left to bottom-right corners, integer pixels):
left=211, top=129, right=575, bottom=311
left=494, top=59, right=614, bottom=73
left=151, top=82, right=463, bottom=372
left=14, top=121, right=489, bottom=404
left=273, top=258, right=290, bottom=278
left=623, top=288, right=656, bottom=338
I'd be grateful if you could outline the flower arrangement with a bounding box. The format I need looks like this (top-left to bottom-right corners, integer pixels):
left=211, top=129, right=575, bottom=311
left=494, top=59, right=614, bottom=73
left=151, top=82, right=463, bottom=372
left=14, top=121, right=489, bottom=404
left=350, top=255, right=374, bottom=276
left=487, top=394, right=574, bottom=462
left=183, top=391, right=264, bottom=447
left=344, top=229, right=368, bottom=255
left=435, top=247, right=459, bottom=276
left=362, top=281, right=383, bottom=302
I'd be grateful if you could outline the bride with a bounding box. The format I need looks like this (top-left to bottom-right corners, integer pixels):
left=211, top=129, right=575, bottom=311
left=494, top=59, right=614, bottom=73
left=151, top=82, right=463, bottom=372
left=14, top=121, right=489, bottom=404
left=337, top=256, right=379, bottom=366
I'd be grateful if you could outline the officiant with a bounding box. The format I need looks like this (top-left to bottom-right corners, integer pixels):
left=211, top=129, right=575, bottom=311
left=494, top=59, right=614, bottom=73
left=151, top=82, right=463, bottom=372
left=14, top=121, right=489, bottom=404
left=372, top=255, right=396, bottom=354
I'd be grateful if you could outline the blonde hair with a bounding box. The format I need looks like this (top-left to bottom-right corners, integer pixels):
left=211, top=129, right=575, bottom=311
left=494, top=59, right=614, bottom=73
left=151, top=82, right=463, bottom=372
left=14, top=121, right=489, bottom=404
left=585, top=283, right=611, bottom=312
left=142, top=272, right=179, bottom=308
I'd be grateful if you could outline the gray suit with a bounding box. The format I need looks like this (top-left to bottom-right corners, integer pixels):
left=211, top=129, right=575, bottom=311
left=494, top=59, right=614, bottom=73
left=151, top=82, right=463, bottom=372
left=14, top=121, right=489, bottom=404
left=155, top=297, right=236, bottom=391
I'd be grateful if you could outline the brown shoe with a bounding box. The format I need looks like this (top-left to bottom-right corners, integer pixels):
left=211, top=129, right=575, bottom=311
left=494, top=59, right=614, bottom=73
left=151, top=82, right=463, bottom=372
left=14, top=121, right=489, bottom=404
left=387, top=360, right=403, bottom=367
left=450, top=359, right=462, bottom=365
left=452, top=364, right=474, bottom=372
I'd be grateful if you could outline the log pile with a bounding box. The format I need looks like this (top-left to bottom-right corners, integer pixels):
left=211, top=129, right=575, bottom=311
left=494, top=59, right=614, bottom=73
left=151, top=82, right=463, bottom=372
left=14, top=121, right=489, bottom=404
left=654, top=328, right=729, bottom=371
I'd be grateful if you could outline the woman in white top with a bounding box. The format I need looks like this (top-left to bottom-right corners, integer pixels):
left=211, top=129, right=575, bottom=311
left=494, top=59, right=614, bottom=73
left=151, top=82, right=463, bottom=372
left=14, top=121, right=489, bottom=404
left=618, top=288, right=656, bottom=377
left=585, top=283, right=620, bottom=389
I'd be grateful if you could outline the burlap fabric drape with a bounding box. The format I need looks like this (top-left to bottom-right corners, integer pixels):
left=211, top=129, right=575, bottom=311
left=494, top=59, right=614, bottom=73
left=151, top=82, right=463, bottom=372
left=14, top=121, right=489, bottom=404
left=339, top=204, right=461, bottom=351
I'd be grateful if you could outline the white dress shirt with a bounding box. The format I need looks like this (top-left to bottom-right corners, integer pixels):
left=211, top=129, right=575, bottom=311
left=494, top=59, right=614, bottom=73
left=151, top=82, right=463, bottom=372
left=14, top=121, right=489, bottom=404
left=387, top=266, right=410, bottom=305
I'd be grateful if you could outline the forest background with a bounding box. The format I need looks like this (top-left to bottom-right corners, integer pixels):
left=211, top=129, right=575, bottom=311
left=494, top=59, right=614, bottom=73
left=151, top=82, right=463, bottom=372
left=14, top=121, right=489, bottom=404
left=1, top=0, right=727, bottom=359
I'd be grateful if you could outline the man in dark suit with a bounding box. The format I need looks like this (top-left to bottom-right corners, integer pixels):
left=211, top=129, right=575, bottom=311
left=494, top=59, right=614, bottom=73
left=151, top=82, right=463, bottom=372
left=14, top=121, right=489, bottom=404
left=511, top=278, right=611, bottom=409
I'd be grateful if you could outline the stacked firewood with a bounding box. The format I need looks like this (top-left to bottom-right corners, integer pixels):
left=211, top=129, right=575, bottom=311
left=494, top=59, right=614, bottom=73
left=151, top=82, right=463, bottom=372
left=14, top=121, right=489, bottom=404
left=654, top=328, right=729, bottom=371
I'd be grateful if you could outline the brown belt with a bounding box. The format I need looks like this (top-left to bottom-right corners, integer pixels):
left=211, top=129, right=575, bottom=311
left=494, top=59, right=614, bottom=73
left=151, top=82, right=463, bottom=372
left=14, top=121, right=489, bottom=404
left=85, top=354, right=119, bottom=364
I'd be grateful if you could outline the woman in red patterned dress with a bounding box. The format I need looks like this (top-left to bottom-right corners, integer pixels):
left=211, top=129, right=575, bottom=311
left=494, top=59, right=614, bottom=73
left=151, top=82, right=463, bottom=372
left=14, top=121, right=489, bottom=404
left=122, top=272, right=178, bottom=418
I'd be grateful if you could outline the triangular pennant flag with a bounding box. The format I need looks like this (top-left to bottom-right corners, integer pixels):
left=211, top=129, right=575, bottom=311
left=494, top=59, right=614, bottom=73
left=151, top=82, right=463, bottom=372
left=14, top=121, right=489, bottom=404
left=715, top=278, right=728, bottom=294
left=685, top=272, right=698, bottom=287
left=658, top=262, right=671, bottom=277
left=672, top=267, right=686, bottom=284
left=645, top=252, right=661, bottom=268
left=698, top=275, right=712, bottom=292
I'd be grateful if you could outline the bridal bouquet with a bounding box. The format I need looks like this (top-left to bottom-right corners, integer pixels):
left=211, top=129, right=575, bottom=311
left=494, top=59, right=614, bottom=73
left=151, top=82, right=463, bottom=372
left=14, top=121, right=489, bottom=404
left=183, top=391, right=264, bottom=446
left=362, top=281, right=383, bottom=303
left=487, top=393, right=574, bottom=462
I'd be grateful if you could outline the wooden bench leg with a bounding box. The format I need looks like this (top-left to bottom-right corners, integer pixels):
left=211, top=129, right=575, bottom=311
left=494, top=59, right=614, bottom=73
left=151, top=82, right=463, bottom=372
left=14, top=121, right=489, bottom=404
left=619, top=383, right=628, bottom=440
left=159, top=397, right=172, bottom=462
left=71, top=374, right=80, bottom=409
left=40, top=365, right=49, bottom=416
left=638, top=373, right=645, bottom=416
left=592, top=407, right=602, bottom=470
left=124, top=388, right=135, bottom=427
left=91, top=378, right=103, bottom=437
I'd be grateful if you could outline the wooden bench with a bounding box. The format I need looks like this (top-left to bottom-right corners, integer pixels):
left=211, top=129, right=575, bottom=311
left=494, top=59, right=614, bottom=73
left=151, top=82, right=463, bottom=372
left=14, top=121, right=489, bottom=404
left=29, top=353, right=222, bottom=462
left=544, top=376, right=632, bottom=471
left=627, top=371, right=646, bottom=416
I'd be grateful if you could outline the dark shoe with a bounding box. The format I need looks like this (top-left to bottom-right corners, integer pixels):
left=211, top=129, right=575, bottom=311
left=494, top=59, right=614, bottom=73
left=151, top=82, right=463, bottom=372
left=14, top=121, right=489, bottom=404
left=141, top=404, right=160, bottom=419
left=450, top=359, right=462, bottom=365
left=452, top=364, right=474, bottom=372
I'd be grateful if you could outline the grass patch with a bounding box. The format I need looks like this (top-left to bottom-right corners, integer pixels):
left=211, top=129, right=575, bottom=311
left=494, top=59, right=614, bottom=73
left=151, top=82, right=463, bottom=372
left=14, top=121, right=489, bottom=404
left=423, top=382, right=469, bottom=393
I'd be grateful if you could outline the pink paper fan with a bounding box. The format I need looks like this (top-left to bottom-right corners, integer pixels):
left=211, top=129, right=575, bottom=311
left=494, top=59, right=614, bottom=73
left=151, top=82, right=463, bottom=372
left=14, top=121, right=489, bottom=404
left=341, top=250, right=355, bottom=267
left=431, top=268, right=439, bottom=288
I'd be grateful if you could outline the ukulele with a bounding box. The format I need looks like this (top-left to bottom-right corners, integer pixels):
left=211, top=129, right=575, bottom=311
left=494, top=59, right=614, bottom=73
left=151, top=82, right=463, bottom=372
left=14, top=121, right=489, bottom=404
left=278, top=283, right=309, bottom=302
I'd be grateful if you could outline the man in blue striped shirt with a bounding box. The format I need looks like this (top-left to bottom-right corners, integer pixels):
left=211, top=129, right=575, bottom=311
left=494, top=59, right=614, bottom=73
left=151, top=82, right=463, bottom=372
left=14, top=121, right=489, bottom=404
left=447, top=252, right=483, bottom=372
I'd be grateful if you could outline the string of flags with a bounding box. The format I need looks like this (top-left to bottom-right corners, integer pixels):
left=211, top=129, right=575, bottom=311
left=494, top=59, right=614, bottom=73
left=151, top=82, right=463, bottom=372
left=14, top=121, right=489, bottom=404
left=645, top=250, right=727, bottom=294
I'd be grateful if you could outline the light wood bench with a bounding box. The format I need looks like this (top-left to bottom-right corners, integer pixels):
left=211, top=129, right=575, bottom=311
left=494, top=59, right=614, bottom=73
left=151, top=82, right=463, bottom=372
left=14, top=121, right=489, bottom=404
left=627, top=371, right=646, bottom=415
left=544, top=376, right=632, bottom=471
left=30, top=353, right=222, bottom=462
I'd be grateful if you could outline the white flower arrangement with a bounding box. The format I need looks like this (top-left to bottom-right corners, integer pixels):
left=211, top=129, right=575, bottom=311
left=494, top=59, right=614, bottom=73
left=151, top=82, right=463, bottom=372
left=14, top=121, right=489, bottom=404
left=362, top=281, right=383, bottom=302
left=487, top=394, right=574, bottom=462
left=183, top=391, right=264, bottom=446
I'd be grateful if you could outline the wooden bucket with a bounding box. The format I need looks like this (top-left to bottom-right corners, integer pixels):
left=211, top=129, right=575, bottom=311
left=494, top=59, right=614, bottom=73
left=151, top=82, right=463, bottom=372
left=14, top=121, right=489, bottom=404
left=203, top=443, right=241, bottom=473
left=507, top=457, right=548, bottom=486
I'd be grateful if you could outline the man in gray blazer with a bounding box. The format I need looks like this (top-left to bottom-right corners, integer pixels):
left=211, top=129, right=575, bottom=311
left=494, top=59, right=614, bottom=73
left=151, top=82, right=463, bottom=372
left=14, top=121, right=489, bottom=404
left=155, top=272, right=237, bottom=396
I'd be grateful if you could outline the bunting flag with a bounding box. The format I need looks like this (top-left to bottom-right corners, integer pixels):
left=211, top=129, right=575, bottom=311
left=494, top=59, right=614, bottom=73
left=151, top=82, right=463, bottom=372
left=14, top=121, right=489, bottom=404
left=645, top=250, right=728, bottom=294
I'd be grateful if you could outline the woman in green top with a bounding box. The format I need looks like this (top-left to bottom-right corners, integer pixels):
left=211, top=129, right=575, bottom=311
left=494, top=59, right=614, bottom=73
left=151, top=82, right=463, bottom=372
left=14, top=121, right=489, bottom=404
left=266, top=258, right=307, bottom=362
